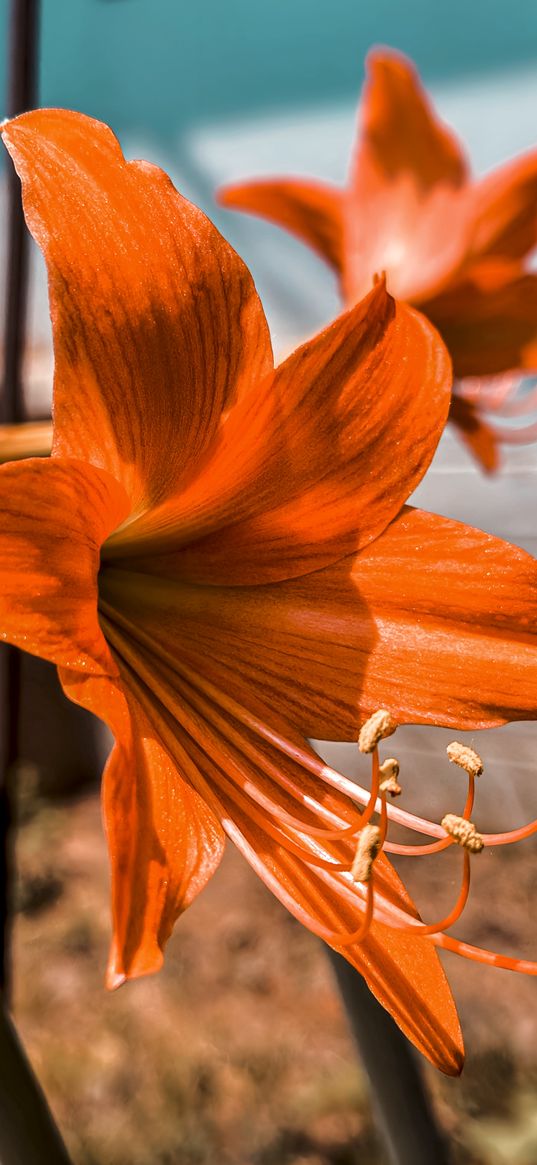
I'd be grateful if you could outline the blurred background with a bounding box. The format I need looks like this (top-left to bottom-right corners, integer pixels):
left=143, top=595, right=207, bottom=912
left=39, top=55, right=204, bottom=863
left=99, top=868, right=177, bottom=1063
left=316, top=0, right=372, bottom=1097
left=1, top=1, right=537, bottom=1162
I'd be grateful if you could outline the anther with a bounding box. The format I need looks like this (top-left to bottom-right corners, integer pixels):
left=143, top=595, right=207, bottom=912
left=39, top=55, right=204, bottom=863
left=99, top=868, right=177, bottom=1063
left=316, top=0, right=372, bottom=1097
left=351, top=824, right=381, bottom=882
left=358, top=710, right=396, bottom=754
left=441, top=813, right=484, bottom=853
left=379, top=758, right=402, bottom=797
left=447, top=742, right=484, bottom=778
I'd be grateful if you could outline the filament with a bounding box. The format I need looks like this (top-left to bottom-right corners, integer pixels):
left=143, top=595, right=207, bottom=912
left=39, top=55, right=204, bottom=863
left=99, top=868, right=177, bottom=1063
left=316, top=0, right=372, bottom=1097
left=103, top=616, right=366, bottom=867
left=393, top=851, right=471, bottom=937
left=433, top=934, right=537, bottom=975
left=384, top=773, right=475, bottom=856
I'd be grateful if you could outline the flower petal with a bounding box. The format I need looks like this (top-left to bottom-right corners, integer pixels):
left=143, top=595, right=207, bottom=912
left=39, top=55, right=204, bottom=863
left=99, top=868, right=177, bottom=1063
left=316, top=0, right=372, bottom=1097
left=218, top=177, right=345, bottom=271
left=468, top=152, right=537, bottom=262
left=1, top=110, right=272, bottom=512
left=425, top=264, right=537, bottom=378
left=100, top=501, right=537, bottom=738
left=356, top=49, right=468, bottom=189
left=93, top=619, right=462, bottom=1075
left=104, top=282, right=451, bottom=584
left=345, top=50, right=470, bottom=304
left=448, top=395, right=499, bottom=473
left=0, top=458, right=128, bottom=672
left=59, top=668, right=225, bottom=987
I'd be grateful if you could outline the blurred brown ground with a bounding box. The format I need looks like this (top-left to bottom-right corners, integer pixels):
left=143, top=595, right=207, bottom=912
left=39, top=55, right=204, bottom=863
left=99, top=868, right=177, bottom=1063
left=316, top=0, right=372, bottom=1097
left=11, top=779, right=537, bottom=1165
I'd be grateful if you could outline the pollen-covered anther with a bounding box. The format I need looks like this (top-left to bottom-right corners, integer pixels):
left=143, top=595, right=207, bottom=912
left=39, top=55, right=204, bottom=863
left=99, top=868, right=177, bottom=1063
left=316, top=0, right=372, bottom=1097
left=351, top=824, right=382, bottom=883
left=358, top=709, right=396, bottom=754
left=379, top=758, right=402, bottom=797
left=441, top=813, right=484, bottom=853
left=447, top=742, right=484, bottom=778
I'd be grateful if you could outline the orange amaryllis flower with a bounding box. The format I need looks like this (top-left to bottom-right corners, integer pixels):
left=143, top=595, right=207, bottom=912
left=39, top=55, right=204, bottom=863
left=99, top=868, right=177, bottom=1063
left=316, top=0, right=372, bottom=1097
left=219, top=48, right=537, bottom=471
left=2, top=111, right=537, bottom=1078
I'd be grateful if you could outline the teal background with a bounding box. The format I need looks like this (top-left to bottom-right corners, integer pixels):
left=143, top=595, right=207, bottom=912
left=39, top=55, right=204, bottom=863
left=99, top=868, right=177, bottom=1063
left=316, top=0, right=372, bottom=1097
left=1, top=0, right=537, bottom=142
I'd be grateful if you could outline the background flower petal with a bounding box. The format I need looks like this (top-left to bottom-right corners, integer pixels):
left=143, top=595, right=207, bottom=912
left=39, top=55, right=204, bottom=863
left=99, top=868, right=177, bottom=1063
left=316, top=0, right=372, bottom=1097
left=344, top=49, right=470, bottom=303
left=105, top=283, right=451, bottom=583
left=448, top=395, right=499, bottom=473
left=0, top=458, right=128, bottom=673
left=468, top=152, right=537, bottom=262
left=219, top=177, right=345, bottom=270
left=1, top=110, right=273, bottom=513
left=426, top=263, right=537, bottom=377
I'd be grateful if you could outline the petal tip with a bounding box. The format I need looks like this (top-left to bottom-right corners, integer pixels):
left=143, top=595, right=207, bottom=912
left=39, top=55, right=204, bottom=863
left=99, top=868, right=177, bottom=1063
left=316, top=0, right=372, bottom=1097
left=105, top=966, right=126, bottom=992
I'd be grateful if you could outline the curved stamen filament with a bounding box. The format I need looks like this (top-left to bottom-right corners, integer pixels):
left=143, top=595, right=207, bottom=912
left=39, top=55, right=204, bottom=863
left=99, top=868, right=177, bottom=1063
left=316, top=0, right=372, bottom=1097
left=393, top=851, right=471, bottom=937
left=488, top=420, right=537, bottom=444
left=384, top=774, right=475, bottom=856
left=481, top=817, right=537, bottom=846
left=494, top=383, right=537, bottom=417
left=433, top=934, right=537, bottom=975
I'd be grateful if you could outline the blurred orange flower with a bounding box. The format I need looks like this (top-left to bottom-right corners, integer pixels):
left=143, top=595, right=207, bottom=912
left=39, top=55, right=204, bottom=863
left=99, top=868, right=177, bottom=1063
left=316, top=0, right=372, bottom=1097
left=219, top=48, right=537, bottom=470
left=2, top=111, right=537, bottom=1075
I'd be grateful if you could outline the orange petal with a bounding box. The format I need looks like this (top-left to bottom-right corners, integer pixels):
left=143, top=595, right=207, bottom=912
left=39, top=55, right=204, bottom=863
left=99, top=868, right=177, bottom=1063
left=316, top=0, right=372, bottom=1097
left=448, top=395, right=500, bottom=473
left=0, top=458, right=128, bottom=672
left=92, top=623, right=462, bottom=1074
left=100, top=500, right=537, bottom=739
left=59, top=668, right=225, bottom=987
left=1, top=110, right=272, bottom=513
left=469, top=151, right=537, bottom=262
left=104, top=282, right=451, bottom=583
left=218, top=177, right=345, bottom=271
left=357, top=49, right=467, bottom=188
left=425, top=264, right=537, bottom=378
left=345, top=50, right=470, bottom=304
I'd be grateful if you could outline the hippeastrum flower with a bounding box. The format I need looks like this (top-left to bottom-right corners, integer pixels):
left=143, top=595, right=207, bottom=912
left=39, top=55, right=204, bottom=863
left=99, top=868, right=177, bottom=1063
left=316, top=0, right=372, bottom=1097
left=2, top=111, right=537, bottom=1078
left=219, top=48, right=537, bottom=471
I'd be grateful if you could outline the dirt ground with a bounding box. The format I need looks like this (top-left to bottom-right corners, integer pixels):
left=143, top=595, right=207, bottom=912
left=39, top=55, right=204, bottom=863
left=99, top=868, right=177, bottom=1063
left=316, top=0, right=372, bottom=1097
left=10, top=786, right=537, bottom=1165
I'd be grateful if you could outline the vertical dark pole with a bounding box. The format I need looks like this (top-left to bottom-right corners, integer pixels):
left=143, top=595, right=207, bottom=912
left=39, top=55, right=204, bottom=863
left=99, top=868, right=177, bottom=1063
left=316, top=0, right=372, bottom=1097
left=0, top=1002, right=72, bottom=1164
left=328, top=951, right=452, bottom=1165
left=1, top=0, right=40, bottom=996
left=3, top=0, right=39, bottom=424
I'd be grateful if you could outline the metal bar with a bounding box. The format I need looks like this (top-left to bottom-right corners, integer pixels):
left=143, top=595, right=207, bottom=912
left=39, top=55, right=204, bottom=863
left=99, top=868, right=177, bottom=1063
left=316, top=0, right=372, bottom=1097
left=328, top=950, right=452, bottom=1165
left=0, top=1001, right=72, bottom=1164
left=2, top=0, right=39, bottom=423
left=0, top=0, right=41, bottom=995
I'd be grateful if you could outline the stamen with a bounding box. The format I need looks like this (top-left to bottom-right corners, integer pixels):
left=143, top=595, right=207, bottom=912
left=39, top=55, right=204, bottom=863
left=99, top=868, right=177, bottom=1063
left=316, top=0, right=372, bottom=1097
left=481, top=817, right=537, bottom=846
left=433, top=934, right=537, bottom=974
left=405, top=852, right=471, bottom=937
left=300, top=880, right=375, bottom=948
left=384, top=771, right=476, bottom=856
left=351, top=824, right=381, bottom=883
left=447, top=741, right=484, bottom=778
left=442, top=813, right=484, bottom=853
left=379, top=758, right=402, bottom=797
left=358, top=709, right=396, bottom=753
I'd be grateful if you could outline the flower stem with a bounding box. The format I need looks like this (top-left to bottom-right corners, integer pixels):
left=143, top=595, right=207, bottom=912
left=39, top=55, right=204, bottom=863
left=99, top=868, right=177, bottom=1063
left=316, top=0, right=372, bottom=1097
left=328, top=950, right=453, bottom=1165
left=0, top=1001, right=72, bottom=1164
left=0, top=0, right=40, bottom=995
